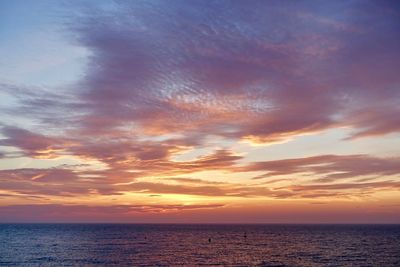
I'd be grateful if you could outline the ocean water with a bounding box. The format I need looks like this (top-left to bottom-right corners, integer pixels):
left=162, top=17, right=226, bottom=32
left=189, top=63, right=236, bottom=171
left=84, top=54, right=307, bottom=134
left=0, top=224, right=399, bottom=266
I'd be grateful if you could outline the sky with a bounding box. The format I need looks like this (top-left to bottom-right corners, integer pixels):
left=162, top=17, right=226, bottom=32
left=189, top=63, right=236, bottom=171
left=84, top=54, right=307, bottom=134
left=0, top=0, right=399, bottom=223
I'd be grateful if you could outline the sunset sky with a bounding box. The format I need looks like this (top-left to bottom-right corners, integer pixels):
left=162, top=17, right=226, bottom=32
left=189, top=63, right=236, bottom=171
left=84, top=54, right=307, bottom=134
left=0, top=0, right=399, bottom=223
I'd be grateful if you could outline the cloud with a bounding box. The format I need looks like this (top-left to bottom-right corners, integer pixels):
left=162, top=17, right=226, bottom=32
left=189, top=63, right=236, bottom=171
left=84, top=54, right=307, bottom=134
left=2, top=162, right=397, bottom=200
left=0, top=166, right=281, bottom=198
left=288, top=181, right=400, bottom=192
left=0, top=126, right=70, bottom=159
left=1, top=202, right=398, bottom=223
left=1, top=0, right=399, bottom=147
left=344, top=105, right=400, bottom=139
left=0, top=203, right=225, bottom=222
left=0, top=168, right=114, bottom=197
left=58, top=0, right=399, bottom=143
left=1, top=117, right=399, bottom=199
left=243, top=154, right=400, bottom=182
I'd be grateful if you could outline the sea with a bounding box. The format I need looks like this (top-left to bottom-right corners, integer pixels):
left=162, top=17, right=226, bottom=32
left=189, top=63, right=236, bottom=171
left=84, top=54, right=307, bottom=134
left=0, top=224, right=399, bottom=266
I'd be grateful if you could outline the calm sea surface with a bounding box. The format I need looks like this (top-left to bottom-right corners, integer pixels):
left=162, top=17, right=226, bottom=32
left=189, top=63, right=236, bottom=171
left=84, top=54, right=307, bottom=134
left=0, top=224, right=399, bottom=266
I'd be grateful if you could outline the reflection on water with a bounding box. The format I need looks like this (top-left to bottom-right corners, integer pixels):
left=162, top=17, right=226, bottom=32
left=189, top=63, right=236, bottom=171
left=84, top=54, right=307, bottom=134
left=0, top=224, right=399, bottom=266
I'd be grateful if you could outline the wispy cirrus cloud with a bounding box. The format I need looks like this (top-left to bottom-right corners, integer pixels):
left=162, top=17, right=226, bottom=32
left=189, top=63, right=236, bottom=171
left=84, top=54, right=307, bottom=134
left=0, top=126, right=71, bottom=159
left=1, top=153, right=399, bottom=200
left=243, top=154, right=400, bottom=182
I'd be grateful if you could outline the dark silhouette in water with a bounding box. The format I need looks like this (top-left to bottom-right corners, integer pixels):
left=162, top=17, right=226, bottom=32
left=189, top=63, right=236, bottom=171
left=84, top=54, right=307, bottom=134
left=208, top=238, right=211, bottom=243
left=244, top=232, right=247, bottom=239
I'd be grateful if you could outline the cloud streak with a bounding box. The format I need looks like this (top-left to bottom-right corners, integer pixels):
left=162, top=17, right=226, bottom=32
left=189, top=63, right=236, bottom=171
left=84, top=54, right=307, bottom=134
left=243, top=154, right=400, bottom=182
left=1, top=153, right=399, bottom=200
